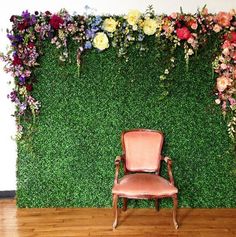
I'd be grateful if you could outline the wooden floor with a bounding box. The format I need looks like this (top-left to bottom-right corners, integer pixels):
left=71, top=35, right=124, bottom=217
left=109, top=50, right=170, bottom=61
left=0, top=199, right=236, bottom=237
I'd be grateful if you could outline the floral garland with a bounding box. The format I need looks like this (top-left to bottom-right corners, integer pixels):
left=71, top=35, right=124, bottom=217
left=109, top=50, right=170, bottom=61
left=0, top=6, right=236, bottom=141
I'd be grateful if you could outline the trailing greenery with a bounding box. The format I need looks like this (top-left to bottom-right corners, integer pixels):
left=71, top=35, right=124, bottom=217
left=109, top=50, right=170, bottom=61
left=17, top=36, right=236, bottom=208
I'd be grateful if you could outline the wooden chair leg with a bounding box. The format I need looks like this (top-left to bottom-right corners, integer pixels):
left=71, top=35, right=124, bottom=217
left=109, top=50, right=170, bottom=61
left=172, top=194, right=178, bottom=229
left=112, top=194, right=118, bottom=229
left=123, top=198, right=127, bottom=211
left=155, top=198, right=159, bottom=211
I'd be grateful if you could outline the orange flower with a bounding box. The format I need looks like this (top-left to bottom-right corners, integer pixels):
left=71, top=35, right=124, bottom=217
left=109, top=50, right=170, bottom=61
left=216, top=12, right=232, bottom=27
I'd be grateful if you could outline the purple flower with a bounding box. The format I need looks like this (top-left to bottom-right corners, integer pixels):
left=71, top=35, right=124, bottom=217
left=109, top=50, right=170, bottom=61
left=91, top=26, right=99, bottom=32
left=15, top=35, right=23, bottom=43
left=7, top=34, right=14, bottom=41
left=19, top=76, right=26, bottom=85
left=19, top=102, right=27, bottom=113
left=84, top=41, right=92, bottom=49
left=7, top=91, right=17, bottom=102
left=22, top=10, right=30, bottom=20
left=94, top=16, right=102, bottom=26
left=85, top=29, right=95, bottom=39
left=30, top=15, right=37, bottom=25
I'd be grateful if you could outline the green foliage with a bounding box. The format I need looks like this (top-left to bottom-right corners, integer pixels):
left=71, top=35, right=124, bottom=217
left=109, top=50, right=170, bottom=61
left=17, top=37, right=236, bottom=208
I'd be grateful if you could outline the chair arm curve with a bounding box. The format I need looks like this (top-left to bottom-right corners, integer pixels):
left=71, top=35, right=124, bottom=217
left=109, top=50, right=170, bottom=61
left=162, top=156, right=175, bottom=185
left=114, top=156, right=122, bottom=184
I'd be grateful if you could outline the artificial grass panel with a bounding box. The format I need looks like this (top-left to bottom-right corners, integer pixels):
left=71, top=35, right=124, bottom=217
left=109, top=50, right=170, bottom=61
left=17, top=37, right=236, bottom=208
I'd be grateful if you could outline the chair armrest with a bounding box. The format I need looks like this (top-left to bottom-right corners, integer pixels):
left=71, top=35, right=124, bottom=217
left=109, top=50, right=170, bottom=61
left=114, top=155, right=122, bottom=184
left=161, top=156, right=175, bottom=185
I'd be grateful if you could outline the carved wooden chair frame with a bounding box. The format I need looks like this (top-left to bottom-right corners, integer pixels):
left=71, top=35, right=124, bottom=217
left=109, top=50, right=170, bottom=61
left=112, top=129, right=178, bottom=229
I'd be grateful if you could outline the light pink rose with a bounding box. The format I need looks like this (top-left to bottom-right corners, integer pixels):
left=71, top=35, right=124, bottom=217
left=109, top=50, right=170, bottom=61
left=222, top=48, right=230, bottom=56
left=163, top=25, right=174, bottom=34
left=217, top=76, right=231, bottom=92
left=220, top=63, right=227, bottom=70
left=170, top=12, right=177, bottom=19
left=213, top=24, right=222, bottom=33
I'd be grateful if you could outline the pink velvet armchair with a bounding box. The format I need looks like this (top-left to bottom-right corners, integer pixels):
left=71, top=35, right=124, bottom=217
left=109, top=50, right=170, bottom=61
left=112, top=129, right=178, bottom=229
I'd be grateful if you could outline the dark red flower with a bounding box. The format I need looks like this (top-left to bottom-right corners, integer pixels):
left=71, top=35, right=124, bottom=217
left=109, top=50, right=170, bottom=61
left=176, top=26, right=191, bottom=40
left=49, top=14, right=64, bottom=30
left=17, top=20, right=28, bottom=31
left=45, top=11, right=52, bottom=16
left=28, top=42, right=35, bottom=49
left=175, top=21, right=182, bottom=28
left=12, top=55, right=22, bottom=66
left=224, top=31, right=236, bottom=43
left=10, top=15, right=17, bottom=22
left=26, top=84, right=33, bottom=91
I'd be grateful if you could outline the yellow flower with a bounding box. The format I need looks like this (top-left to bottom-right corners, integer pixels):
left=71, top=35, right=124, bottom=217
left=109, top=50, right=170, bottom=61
left=143, top=18, right=158, bottom=35
left=126, top=10, right=141, bottom=26
left=103, top=18, right=118, bottom=33
left=93, top=32, right=109, bottom=50
left=58, top=29, right=65, bottom=40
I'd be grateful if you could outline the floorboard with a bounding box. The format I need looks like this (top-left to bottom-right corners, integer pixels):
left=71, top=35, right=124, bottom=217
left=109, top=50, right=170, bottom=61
left=0, top=199, right=235, bottom=237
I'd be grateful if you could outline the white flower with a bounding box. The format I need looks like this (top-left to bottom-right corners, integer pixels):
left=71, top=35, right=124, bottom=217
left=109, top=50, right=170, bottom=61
left=143, top=18, right=157, bottom=35
left=126, top=10, right=141, bottom=26
left=93, top=32, right=109, bottom=50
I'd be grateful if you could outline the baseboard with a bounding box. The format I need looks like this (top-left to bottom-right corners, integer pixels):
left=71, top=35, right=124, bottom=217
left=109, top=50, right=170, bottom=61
left=0, top=190, right=16, bottom=199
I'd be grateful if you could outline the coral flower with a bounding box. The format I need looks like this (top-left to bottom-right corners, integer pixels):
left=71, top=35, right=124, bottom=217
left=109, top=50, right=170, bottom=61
left=216, top=12, right=232, bottom=27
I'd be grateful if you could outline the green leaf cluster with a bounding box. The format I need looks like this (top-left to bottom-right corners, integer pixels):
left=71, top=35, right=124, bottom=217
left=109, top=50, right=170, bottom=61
left=17, top=37, right=236, bottom=208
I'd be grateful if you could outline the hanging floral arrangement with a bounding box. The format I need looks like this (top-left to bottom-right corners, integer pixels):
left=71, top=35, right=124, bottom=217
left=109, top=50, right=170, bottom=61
left=0, top=6, right=236, bottom=141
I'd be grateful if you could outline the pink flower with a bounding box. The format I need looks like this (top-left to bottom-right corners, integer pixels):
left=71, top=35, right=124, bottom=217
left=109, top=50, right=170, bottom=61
left=163, top=24, right=174, bottom=34
left=213, top=24, right=222, bottom=33
left=222, top=40, right=231, bottom=49
left=217, top=76, right=231, bottom=92
left=229, top=97, right=236, bottom=106
left=222, top=48, right=230, bottom=56
left=216, top=12, right=232, bottom=27
left=187, top=19, right=198, bottom=30
left=170, top=12, right=177, bottom=19
left=220, top=63, right=227, bottom=70
left=191, top=22, right=198, bottom=30
left=176, top=27, right=191, bottom=40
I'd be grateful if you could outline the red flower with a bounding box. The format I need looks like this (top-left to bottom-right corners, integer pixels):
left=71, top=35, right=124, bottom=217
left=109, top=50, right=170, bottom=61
left=224, top=31, right=236, bottom=43
left=28, top=42, right=35, bottom=49
left=176, top=26, right=191, bottom=40
left=49, top=14, right=64, bottom=30
left=17, top=20, right=28, bottom=31
left=26, top=84, right=33, bottom=91
left=12, top=55, right=22, bottom=66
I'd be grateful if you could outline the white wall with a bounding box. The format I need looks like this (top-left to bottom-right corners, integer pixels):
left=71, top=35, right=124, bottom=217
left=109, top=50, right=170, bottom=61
left=0, top=0, right=236, bottom=191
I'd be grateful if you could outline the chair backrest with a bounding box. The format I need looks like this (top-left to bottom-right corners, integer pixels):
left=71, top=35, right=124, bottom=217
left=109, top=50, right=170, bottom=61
left=122, top=129, right=164, bottom=172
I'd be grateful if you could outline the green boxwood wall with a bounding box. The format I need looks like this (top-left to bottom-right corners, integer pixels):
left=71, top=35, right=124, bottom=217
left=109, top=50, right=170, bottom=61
left=17, top=36, right=236, bottom=208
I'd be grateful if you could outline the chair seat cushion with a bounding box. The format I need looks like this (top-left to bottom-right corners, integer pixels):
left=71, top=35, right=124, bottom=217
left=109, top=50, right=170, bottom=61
left=112, top=173, right=178, bottom=198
